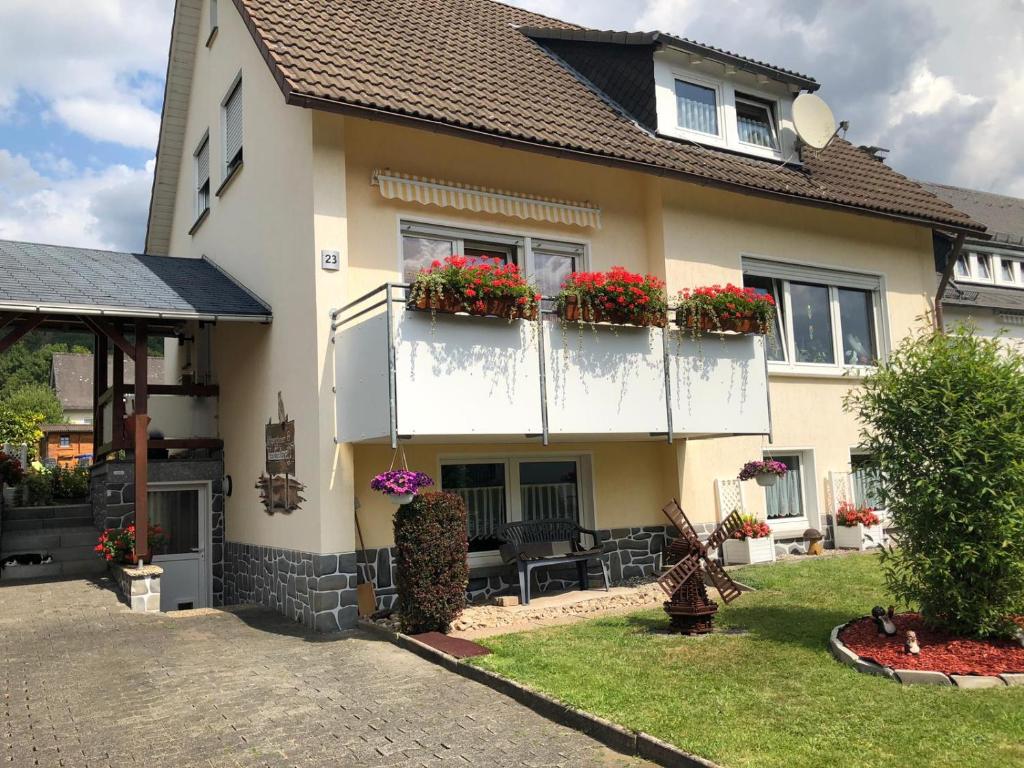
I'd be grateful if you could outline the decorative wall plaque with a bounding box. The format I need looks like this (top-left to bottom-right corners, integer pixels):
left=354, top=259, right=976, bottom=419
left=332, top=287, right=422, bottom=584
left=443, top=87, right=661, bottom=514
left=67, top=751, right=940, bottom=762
left=257, top=392, right=305, bottom=514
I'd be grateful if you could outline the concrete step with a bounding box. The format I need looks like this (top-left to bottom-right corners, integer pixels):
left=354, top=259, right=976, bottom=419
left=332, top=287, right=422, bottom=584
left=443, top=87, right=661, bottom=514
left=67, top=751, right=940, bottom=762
left=4, top=515, right=94, bottom=531
left=1, top=543, right=97, bottom=560
left=1, top=526, right=98, bottom=555
left=3, top=503, right=92, bottom=522
left=0, top=558, right=105, bottom=581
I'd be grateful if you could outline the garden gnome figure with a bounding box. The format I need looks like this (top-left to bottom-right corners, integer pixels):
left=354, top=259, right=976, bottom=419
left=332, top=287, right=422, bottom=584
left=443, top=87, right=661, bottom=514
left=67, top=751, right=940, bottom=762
left=904, top=630, right=920, bottom=655
left=872, top=606, right=897, bottom=637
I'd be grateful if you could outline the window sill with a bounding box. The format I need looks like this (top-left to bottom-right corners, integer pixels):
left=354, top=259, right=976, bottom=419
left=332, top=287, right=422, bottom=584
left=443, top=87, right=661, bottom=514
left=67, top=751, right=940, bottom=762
left=205, top=26, right=218, bottom=48
left=215, top=161, right=243, bottom=197
left=188, top=207, right=210, bottom=236
left=768, top=363, right=875, bottom=381
left=768, top=518, right=810, bottom=538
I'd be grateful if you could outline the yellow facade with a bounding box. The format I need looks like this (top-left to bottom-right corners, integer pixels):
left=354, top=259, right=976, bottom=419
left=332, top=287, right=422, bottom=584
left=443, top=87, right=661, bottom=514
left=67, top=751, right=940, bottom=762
left=163, top=0, right=939, bottom=556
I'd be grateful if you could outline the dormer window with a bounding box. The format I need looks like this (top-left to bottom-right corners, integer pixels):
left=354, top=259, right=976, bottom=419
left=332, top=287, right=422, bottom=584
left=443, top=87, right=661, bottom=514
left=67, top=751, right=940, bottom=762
left=674, top=79, right=720, bottom=136
left=735, top=94, right=778, bottom=150
left=955, top=250, right=1024, bottom=288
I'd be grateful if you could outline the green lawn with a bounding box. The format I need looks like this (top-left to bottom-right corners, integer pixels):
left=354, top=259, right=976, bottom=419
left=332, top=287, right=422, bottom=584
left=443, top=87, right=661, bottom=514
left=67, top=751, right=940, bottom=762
left=472, top=555, right=1024, bottom=768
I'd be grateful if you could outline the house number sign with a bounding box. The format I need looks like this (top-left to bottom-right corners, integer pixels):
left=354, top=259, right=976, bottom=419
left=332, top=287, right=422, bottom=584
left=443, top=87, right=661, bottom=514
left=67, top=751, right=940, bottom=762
left=321, top=249, right=340, bottom=271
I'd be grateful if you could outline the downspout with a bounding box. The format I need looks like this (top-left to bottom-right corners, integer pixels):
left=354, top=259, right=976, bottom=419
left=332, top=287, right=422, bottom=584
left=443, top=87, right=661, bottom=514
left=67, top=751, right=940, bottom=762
left=934, top=232, right=966, bottom=332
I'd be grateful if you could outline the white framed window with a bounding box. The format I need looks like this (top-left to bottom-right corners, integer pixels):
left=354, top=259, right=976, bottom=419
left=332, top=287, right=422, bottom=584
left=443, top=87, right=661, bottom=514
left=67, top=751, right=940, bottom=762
left=439, top=454, right=592, bottom=566
left=399, top=220, right=586, bottom=294
left=674, top=77, right=721, bottom=137
left=206, top=0, right=218, bottom=45
left=743, top=257, right=885, bottom=373
left=763, top=453, right=805, bottom=522
left=59, top=434, right=71, bottom=448
left=735, top=94, right=779, bottom=150
left=850, top=451, right=884, bottom=511
left=193, top=133, right=210, bottom=220
left=956, top=249, right=1024, bottom=288
left=221, top=76, right=243, bottom=179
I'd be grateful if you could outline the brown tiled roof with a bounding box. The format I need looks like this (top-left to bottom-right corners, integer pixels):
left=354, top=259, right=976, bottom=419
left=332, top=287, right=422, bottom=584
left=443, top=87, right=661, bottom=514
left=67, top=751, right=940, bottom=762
left=921, top=183, right=1024, bottom=247
left=233, top=0, right=984, bottom=233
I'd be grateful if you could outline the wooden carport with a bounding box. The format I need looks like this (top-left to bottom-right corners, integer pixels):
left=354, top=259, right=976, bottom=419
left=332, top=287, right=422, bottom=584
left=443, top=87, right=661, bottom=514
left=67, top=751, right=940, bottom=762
left=0, top=240, right=271, bottom=561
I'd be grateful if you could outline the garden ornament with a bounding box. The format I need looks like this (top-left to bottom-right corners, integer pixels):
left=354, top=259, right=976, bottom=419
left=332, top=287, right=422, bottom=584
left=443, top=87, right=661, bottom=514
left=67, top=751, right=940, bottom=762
left=872, top=605, right=897, bottom=637
left=904, top=630, right=920, bottom=655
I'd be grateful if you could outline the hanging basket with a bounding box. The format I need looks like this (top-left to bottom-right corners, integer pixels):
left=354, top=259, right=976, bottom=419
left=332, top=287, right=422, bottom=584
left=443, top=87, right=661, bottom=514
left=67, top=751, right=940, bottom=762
left=386, top=492, right=415, bottom=506
left=755, top=473, right=779, bottom=487
left=370, top=445, right=434, bottom=503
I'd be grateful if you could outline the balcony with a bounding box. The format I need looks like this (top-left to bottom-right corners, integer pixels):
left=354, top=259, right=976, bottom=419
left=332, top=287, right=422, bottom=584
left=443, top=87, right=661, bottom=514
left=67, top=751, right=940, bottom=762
left=333, top=285, right=770, bottom=445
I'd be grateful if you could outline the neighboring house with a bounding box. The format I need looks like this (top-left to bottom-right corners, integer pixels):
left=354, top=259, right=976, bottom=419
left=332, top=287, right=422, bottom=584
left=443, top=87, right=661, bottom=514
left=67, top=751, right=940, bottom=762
left=58, top=0, right=978, bottom=628
left=51, top=352, right=166, bottom=425
left=923, top=183, right=1024, bottom=346
left=38, top=423, right=94, bottom=467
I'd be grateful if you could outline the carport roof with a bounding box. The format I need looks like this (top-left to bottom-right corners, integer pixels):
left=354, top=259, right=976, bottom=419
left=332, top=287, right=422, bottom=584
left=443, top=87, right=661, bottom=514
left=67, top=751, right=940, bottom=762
left=0, top=239, right=271, bottom=322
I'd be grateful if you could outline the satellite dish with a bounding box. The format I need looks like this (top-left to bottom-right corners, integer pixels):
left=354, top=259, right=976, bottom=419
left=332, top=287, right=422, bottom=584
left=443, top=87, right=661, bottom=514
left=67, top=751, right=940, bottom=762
left=792, top=93, right=837, bottom=150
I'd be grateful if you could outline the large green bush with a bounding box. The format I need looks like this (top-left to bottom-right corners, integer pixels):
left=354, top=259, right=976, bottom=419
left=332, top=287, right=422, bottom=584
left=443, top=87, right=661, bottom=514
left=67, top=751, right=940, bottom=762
left=393, top=491, right=469, bottom=634
left=847, top=326, right=1024, bottom=637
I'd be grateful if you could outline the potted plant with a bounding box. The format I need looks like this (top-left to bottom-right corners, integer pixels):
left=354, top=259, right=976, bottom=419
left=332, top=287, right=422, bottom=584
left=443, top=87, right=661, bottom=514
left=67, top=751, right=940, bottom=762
left=407, top=256, right=541, bottom=321
left=371, top=469, right=434, bottom=505
left=676, top=284, right=776, bottom=335
left=833, top=501, right=886, bottom=550
left=721, top=514, right=776, bottom=565
left=555, top=266, right=667, bottom=327
left=738, top=458, right=788, bottom=487
left=0, top=450, right=25, bottom=506
left=94, top=524, right=169, bottom=564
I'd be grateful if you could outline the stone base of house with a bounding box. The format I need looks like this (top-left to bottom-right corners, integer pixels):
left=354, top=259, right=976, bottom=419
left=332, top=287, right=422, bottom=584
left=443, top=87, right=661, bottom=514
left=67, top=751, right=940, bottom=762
left=357, top=525, right=682, bottom=609
left=111, top=562, right=163, bottom=613
left=222, top=543, right=360, bottom=632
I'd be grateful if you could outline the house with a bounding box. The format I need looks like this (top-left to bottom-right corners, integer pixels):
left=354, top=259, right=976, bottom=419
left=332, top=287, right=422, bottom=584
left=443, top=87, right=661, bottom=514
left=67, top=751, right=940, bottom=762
left=51, top=352, right=167, bottom=425
left=38, top=423, right=93, bottom=467
left=923, top=183, right=1024, bottom=346
left=0, top=0, right=984, bottom=626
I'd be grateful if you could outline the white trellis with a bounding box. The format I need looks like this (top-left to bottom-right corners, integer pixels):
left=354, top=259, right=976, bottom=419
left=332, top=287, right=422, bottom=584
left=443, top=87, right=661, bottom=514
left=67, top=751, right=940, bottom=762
left=715, top=477, right=746, bottom=521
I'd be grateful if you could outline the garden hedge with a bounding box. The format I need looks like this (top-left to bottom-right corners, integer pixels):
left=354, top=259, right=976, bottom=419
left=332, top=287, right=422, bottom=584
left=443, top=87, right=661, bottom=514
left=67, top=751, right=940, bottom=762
left=394, top=491, right=469, bottom=634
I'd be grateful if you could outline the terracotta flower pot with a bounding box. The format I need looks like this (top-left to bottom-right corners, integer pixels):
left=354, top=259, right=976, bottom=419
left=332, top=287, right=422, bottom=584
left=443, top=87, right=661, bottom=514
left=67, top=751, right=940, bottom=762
left=560, top=295, right=581, bottom=323
left=677, top=311, right=759, bottom=334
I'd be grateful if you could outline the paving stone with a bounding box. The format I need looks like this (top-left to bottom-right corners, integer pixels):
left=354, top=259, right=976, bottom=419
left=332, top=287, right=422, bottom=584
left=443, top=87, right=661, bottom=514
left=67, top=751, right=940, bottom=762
left=951, top=675, right=1005, bottom=689
left=1, top=578, right=648, bottom=766
left=894, top=668, right=953, bottom=686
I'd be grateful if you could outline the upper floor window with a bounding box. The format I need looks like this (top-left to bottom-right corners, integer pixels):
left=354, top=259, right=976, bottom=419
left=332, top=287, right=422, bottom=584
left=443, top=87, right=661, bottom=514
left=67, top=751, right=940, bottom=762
left=206, top=0, right=219, bottom=46
left=399, top=221, right=585, bottom=296
left=675, top=79, right=719, bottom=136
left=222, top=77, right=243, bottom=178
left=743, top=258, right=884, bottom=371
left=735, top=95, right=778, bottom=150
left=955, top=250, right=1024, bottom=288
left=194, top=133, right=210, bottom=220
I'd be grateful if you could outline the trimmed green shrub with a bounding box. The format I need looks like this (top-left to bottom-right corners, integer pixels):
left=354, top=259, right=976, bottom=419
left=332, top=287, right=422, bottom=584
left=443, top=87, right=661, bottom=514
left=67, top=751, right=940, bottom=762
left=847, top=326, right=1024, bottom=637
left=393, top=491, right=469, bottom=634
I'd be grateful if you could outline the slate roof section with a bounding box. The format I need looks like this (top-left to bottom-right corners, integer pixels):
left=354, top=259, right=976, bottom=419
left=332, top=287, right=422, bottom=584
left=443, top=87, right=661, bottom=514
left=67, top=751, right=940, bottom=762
left=51, top=353, right=166, bottom=411
left=0, top=240, right=271, bottom=320
left=232, top=0, right=984, bottom=233
left=921, top=182, right=1024, bottom=248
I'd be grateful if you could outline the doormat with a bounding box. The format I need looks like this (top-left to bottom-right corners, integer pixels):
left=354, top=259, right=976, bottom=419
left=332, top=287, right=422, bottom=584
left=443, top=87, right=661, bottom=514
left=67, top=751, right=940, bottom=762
left=410, top=631, right=491, bottom=658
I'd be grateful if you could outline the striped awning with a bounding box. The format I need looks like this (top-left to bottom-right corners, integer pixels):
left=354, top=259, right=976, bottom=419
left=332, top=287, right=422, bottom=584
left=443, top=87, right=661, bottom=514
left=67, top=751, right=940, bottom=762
left=372, top=169, right=601, bottom=228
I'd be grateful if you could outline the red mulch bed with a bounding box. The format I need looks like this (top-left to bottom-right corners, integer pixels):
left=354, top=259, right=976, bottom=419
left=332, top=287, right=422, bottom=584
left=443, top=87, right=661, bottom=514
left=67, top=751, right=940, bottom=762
left=839, top=613, right=1024, bottom=676
left=410, top=631, right=490, bottom=659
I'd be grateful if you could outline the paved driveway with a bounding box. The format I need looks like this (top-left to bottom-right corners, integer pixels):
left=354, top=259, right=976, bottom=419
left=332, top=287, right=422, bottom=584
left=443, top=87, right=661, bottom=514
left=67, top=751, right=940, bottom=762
left=0, top=577, right=649, bottom=768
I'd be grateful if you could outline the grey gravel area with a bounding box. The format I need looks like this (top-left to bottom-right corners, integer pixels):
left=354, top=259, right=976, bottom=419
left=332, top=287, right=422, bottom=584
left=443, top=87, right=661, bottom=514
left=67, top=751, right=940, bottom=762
left=0, top=576, right=651, bottom=768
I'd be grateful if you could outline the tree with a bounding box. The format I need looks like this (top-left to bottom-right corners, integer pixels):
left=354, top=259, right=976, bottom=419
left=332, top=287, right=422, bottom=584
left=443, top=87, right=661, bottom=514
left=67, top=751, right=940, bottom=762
left=846, top=326, right=1024, bottom=637
left=0, top=340, right=90, bottom=399
left=0, top=402, right=45, bottom=457
left=2, top=384, right=64, bottom=424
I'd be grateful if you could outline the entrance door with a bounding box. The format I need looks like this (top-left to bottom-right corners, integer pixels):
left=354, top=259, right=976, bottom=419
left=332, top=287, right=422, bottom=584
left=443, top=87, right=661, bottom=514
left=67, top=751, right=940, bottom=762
left=149, top=486, right=209, bottom=611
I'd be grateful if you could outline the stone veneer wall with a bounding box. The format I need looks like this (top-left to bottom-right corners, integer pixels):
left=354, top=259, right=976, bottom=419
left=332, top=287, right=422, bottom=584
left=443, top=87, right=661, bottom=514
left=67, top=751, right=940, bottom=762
left=90, top=459, right=226, bottom=606
left=357, top=525, right=682, bottom=609
left=222, top=543, right=360, bottom=632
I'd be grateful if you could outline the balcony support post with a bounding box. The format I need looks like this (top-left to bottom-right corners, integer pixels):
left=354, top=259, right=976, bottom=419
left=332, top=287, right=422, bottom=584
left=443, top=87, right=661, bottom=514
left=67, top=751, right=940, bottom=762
left=536, top=317, right=550, bottom=446
left=385, top=284, right=399, bottom=450
left=661, top=327, right=674, bottom=444
left=762, top=337, right=774, bottom=444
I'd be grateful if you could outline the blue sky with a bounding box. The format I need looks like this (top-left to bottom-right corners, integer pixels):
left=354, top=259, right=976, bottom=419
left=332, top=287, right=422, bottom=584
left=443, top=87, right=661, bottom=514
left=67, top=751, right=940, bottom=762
left=1, top=0, right=1022, bottom=252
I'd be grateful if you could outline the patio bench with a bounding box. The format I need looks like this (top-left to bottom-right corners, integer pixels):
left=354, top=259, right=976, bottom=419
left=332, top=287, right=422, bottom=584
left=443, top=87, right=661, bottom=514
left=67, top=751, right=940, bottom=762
left=496, top=520, right=610, bottom=605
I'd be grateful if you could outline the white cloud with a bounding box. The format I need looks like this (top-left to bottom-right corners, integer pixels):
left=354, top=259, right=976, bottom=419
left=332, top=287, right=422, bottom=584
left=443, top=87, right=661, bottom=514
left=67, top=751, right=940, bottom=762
left=0, top=149, right=153, bottom=251
left=0, top=0, right=172, bottom=148
left=886, top=65, right=980, bottom=128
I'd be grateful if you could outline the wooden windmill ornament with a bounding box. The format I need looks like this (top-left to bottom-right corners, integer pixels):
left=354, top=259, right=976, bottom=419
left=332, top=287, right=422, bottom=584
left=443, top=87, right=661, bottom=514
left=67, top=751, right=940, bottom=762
left=657, top=500, right=744, bottom=634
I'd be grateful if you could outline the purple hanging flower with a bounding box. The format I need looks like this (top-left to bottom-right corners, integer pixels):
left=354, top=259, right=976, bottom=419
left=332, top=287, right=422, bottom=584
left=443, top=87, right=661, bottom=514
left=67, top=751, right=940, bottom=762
left=370, top=470, right=434, bottom=496
left=738, top=459, right=788, bottom=481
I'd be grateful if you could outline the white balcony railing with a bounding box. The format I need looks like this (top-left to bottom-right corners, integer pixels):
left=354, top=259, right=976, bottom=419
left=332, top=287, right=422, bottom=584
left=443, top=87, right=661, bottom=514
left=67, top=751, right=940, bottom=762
left=332, top=285, right=771, bottom=445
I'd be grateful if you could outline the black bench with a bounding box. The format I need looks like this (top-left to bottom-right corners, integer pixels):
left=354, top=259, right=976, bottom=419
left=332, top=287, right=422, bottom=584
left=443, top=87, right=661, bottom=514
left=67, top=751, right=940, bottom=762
left=496, top=520, right=610, bottom=605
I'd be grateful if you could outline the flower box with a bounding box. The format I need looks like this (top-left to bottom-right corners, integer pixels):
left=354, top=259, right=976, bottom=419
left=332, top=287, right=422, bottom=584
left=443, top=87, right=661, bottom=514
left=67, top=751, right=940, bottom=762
left=834, top=521, right=886, bottom=551
left=407, top=256, right=540, bottom=321
left=556, top=267, right=667, bottom=327
left=676, top=284, right=774, bottom=336
left=722, top=536, right=776, bottom=565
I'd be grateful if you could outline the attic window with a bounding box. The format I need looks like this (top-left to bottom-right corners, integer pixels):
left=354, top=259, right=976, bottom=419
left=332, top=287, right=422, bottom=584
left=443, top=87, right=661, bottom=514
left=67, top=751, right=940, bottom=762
left=736, top=95, right=778, bottom=150
left=222, top=78, right=243, bottom=178
left=674, top=79, right=719, bottom=136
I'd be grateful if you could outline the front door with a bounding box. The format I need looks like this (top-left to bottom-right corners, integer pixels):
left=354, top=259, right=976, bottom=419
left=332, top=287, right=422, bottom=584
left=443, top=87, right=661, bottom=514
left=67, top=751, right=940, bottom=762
left=149, top=485, right=209, bottom=611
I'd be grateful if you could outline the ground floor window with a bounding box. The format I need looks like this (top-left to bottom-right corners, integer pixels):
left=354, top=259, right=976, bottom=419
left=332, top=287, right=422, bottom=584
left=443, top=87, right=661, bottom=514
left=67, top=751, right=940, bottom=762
left=850, top=453, right=884, bottom=510
left=764, top=453, right=805, bottom=520
left=440, top=456, right=583, bottom=555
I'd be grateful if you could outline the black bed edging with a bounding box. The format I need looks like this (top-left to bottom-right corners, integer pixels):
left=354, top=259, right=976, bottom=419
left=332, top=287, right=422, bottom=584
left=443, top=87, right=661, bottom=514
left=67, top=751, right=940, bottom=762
left=358, top=620, right=721, bottom=768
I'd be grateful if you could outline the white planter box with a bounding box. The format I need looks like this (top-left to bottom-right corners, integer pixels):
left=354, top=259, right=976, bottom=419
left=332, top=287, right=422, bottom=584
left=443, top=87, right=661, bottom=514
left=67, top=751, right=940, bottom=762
left=834, top=522, right=886, bottom=551
left=722, top=536, right=776, bottom=565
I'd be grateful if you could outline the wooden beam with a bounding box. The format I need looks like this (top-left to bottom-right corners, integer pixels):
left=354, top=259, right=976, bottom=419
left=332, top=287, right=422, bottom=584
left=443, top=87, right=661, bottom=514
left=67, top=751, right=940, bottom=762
left=0, top=313, right=20, bottom=333
left=78, top=316, right=136, bottom=361
left=112, top=323, right=126, bottom=452
left=0, top=314, right=46, bottom=354
left=120, top=383, right=219, bottom=398
left=148, top=438, right=223, bottom=450
left=93, top=333, right=108, bottom=454
left=133, top=319, right=149, bottom=562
